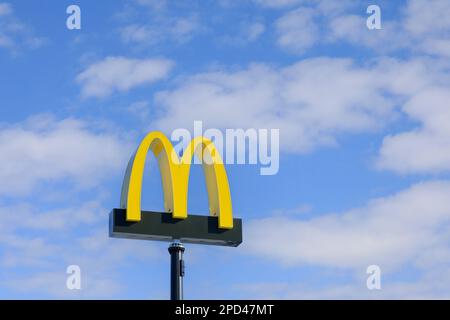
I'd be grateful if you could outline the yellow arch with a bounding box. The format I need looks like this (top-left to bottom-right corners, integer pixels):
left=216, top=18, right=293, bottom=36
left=120, top=132, right=233, bottom=229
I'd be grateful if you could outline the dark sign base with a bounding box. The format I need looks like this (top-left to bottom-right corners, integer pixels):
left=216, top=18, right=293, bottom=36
left=109, top=209, right=242, bottom=247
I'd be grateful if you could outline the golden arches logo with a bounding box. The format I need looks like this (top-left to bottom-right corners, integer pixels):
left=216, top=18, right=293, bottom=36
left=120, top=132, right=233, bottom=229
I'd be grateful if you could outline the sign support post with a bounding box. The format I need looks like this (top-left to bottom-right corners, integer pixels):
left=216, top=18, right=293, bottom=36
left=168, top=241, right=185, bottom=300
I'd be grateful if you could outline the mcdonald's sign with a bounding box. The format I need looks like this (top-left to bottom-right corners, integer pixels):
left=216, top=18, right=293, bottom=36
left=109, top=132, right=243, bottom=247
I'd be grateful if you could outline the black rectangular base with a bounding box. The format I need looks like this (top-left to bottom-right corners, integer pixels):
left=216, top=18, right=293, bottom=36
left=109, top=208, right=243, bottom=247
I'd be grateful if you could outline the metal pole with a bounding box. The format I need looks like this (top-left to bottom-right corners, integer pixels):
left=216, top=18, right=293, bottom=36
left=168, top=241, right=185, bottom=300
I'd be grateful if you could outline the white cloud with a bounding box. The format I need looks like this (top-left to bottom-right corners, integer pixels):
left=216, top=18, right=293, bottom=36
left=377, top=88, right=450, bottom=174
left=2, top=230, right=158, bottom=298
left=0, top=111, right=159, bottom=297
left=127, top=100, right=151, bottom=120
left=404, top=0, right=450, bottom=37
left=0, top=211, right=159, bottom=297
left=268, top=0, right=450, bottom=57
left=0, top=232, right=59, bottom=268
left=403, top=0, right=450, bottom=57
left=0, top=3, right=12, bottom=16
left=219, top=21, right=266, bottom=46
left=0, top=201, right=103, bottom=232
left=254, top=0, right=304, bottom=8
left=135, top=0, right=167, bottom=10
left=272, top=2, right=390, bottom=53
left=327, top=15, right=406, bottom=52
left=171, top=16, right=199, bottom=41
left=151, top=55, right=450, bottom=174
left=119, top=24, right=159, bottom=44
left=255, top=0, right=353, bottom=11
left=421, top=39, right=450, bottom=58
left=246, top=22, right=265, bottom=41
left=325, top=1, right=450, bottom=56
left=3, top=271, right=122, bottom=298
left=0, top=2, right=45, bottom=52
left=76, top=56, right=174, bottom=98
left=0, top=115, right=131, bottom=196
left=260, top=0, right=357, bottom=53
left=153, top=57, right=436, bottom=153
left=275, top=7, right=318, bottom=54
left=119, top=15, right=199, bottom=46
left=257, top=0, right=450, bottom=176
left=244, top=180, right=450, bottom=271
left=235, top=268, right=450, bottom=299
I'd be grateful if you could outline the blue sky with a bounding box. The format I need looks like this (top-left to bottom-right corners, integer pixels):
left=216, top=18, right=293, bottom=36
left=1, top=0, right=450, bottom=299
